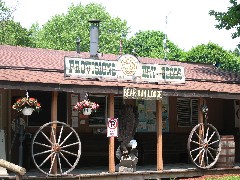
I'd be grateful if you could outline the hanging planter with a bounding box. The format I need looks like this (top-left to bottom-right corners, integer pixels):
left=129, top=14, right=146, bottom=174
left=82, top=108, right=92, bottom=115
left=73, top=99, right=99, bottom=115
left=22, top=107, right=34, bottom=116
left=12, top=91, right=41, bottom=115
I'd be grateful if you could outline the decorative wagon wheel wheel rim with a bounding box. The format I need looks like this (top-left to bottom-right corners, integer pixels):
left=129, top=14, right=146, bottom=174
left=187, top=123, right=221, bottom=169
left=31, top=121, right=81, bottom=176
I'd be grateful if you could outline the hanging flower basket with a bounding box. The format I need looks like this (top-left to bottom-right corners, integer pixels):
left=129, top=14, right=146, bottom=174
left=82, top=108, right=92, bottom=115
left=12, top=96, right=41, bottom=115
left=73, top=99, right=99, bottom=115
left=22, top=107, right=34, bottom=116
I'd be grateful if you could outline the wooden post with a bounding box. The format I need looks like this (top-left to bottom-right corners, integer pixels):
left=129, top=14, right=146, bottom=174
left=108, top=94, right=115, bottom=173
left=198, top=97, right=204, bottom=124
left=198, top=97, right=204, bottom=166
left=51, top=91, right=58, bottom=174
left=156, top=100, right=163, bottom=171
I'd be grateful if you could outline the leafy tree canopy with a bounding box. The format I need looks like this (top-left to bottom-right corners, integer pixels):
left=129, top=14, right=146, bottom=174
left=0, top=0, right=14, bottom=21
left=32, top=3, right=130, bottom=54
left=209, top=0, right=240, bottom=46
left=124, top=30, right=184, bottom=60
left=0, top=0, right=32, bottom=46
left=0, top=20, right=32, bottom=46
left=184, top=42, right=240, bottom=72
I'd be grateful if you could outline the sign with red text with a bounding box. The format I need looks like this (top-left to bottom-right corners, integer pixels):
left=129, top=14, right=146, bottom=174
left=107, top=118, right=118, bottom=137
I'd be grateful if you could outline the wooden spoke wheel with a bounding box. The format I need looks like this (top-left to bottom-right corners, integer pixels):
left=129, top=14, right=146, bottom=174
left=31, top=121, right=81, bottom=176
left=187, top=123, right=221, bottom=169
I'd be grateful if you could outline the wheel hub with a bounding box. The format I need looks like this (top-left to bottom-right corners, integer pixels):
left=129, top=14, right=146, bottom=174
left=53, top=143, right=61, bottom=152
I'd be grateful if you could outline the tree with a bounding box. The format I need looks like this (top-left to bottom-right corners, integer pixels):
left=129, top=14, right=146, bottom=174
left=32, top=3, right=129, bottom=54
left=232, top=47, right=240, bottom=56
left=0, top=20, right=33, bottom=46
left=0, top=0, right=14, bottom=22
left=209, top=0, right=240, bottom=45
left=184, top=42, right=240, bottom=72
left=124, top=30, right=184, bottom=60
left=0, top=0, right=32, bottom=46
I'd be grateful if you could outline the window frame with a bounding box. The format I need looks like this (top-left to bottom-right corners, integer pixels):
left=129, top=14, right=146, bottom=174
left=177, top=98, right=198, bottom=127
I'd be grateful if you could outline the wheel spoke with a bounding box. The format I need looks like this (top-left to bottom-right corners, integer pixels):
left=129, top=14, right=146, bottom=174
left=194, top=130, right=204, bottom=144
left=49, top=153, right=57, bottom=174
left=51, top=126, right=57, bottom=144
left=33, top=149, right=52, bottom=157
left=41, top=131, right=54, bottom=146
left=190, top=140, right=202, bottom=146
left=61, top=149, right=78, bottom=157
left=208, top=139, right=219, bottom=146
left=60, top=152, right=73, bottom=167
left=190, top=146, right=202, bottom=153
left=57, top=125, right=64, bottom=144
left=205, top=127, right=209, bottom=141
left=193, top=148, right=204, bottom=162
left=207, top=131, right=216, bottom=143
left=208, top=146, right=219, bottom=152
left=200, top=149, right=205, bottom=167
left=61, top=142, right=79, bottom=149
left=205, top=150, right=209, bottom=166
left=34, top=141, right=51, bottom=148
left=207, top=149, right=215, bottom=160
left=39, top=152, right=55, bottom=168
left=57, top=153, right=63, bottom=174
left=60, top=131, right=73, bottom=146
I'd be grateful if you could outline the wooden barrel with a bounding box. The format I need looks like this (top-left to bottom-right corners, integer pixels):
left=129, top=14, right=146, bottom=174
left=215, top=135, right=235, bottom=168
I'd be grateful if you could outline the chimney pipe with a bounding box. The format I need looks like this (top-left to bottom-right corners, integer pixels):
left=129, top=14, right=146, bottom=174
left=89, top=19, right=100, bottom=58
left=76, top=37, right=80, bottom=54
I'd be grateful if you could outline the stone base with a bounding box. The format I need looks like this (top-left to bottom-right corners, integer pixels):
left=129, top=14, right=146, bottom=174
left=119, top=159, right=137, bottom=172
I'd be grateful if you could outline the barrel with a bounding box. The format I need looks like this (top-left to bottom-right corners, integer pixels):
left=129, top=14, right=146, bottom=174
left=215, top=135, right=235, bottom=168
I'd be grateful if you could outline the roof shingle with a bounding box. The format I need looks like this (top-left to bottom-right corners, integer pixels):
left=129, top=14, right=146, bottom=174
left=0, top=45, right=239, bottom=95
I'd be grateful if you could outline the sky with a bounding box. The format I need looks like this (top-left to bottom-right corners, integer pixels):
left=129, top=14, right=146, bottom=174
left=5, top=0, right=240, bottom=51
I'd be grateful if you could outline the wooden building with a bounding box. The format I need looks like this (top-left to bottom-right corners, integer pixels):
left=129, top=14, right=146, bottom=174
left=0, top=45, right=240, bottom=174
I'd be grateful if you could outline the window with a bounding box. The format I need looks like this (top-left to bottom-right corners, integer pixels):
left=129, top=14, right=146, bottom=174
left=28, top=91, right=67, bottom=126
left=88, top=95, right=123, bottom=126
left=88, top=95, right=107, bottom=126
left=177, top=98, right=198, bottom=127
left=114, top=96, right=124, bottom=118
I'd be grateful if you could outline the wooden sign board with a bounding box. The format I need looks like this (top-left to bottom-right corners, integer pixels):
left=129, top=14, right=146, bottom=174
left=123, top=87, right=162, bottom=100
left=64, top=54, right=185, bottom=84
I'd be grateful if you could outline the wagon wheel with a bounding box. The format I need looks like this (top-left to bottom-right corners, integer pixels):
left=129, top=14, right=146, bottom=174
left=187, top=123, right=221, bottom=169
left=31, top=121, right=81, bottom=176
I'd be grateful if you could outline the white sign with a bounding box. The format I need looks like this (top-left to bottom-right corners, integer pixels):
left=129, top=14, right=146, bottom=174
left=123, top=87, right=162, bottom=100
left=107, top=118, right=118, bottom=137
left=64, top=54, right=185, bottom=84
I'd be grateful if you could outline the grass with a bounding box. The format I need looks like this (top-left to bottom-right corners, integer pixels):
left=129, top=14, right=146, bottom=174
left=206, top=175, right=240, bottom=180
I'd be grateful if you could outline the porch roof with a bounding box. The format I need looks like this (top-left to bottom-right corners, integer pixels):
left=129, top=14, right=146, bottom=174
left=0, top=45, right=239, bottom=98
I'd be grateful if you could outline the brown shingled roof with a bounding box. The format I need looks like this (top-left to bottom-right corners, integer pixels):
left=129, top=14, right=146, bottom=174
left=0, top=45, right=239, bottom=96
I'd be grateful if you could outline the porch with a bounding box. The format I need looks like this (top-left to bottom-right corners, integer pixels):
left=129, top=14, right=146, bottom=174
left=2, top=163, right=240, bottom=180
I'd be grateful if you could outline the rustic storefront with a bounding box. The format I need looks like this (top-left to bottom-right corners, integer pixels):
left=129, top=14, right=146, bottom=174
left=0, top=44, right=240, bottom=177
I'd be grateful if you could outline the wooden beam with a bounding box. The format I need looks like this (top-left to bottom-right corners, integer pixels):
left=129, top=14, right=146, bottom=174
left=108, top=94, right=115, bottom=173
left=51, top=91, right=58, bottom=175
left=198, top=97, right=204, bottom=124
left=2, top=81, right=240, bottom=99
left=156, top=100, right=163, bottom=171
left=0, top=159, right=26, bottom=175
